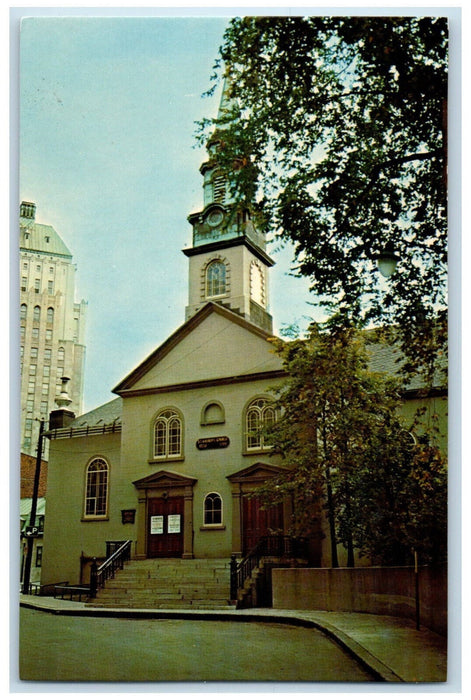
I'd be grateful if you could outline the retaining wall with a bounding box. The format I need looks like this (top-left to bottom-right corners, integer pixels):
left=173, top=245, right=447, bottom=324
left=272, top=566, right=447, bottom=636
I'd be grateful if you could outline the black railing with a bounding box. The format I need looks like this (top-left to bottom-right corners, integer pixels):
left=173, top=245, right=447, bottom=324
left=89, top=539, right=132, bottom=598
left=230, top=535, right=307, bottom=600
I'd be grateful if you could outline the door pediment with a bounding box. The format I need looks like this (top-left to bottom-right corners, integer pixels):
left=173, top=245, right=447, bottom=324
left=227, top=462, right=289, bottom=484
left=133, top=469, right=197, bottom=490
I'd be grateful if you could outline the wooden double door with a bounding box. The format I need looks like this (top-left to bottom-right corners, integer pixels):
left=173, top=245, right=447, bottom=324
left=147, top=496, right=184, bottom=557
left=242, top=495, right=284, bottom=555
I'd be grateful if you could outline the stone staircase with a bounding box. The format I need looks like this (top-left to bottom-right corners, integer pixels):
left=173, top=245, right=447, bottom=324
left=88, top=558, right=235, bottom=610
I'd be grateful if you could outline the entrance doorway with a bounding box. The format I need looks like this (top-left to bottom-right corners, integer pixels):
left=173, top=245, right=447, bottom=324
left=147, top=496, right=184, bottom=557
left=242, top=495, right=283, bottom=555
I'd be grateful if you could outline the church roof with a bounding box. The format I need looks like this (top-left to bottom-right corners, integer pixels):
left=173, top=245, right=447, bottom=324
left=366, top=341, right=447, bottom=393
left=48, top=397, right=122, bottom=440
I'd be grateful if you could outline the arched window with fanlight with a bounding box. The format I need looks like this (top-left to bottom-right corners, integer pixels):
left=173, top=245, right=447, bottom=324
left=153, top=408, right=183, bottom=460
left=84, top=457, right=109, bottom=518
left=204, top=492, right=223, bottom=526
left=206, top=260, right=226, bottom=298
left=245, top=397, right=277, bottom=451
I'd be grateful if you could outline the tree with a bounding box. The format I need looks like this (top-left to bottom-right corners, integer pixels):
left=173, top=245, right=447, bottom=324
left=199, top=16, right=448, bottom=381
left=255, top=317, right=447, bottom=566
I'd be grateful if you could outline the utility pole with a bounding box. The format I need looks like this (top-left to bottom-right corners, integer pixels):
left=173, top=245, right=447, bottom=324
left=22, top=418, right=45, bottom=595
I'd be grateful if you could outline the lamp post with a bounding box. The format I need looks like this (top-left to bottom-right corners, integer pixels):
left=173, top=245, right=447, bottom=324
left=21, top=377, right=74, bottom=595
left=22, top=418, right=45, bottom=595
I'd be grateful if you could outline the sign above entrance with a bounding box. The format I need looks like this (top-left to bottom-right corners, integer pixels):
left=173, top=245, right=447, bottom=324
left=196, top=436, right=230, bottom=450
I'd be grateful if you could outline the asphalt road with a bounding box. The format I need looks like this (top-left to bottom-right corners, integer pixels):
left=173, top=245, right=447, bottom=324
left=19, top=608, right=376, bottom=682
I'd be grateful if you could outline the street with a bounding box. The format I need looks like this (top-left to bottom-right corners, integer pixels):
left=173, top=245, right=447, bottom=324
left=19, top=608, right=375, bottom=682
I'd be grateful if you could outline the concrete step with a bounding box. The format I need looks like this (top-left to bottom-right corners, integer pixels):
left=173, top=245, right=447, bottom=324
left=91, top=557, right=233, bottom=610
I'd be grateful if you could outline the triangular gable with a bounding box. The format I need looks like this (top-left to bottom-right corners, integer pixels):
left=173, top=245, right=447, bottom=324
left=114, top=302, right=283, bottom=396
left=133, top=469, right=197, bottom=490
left=227, top=462, right=290, bottom=483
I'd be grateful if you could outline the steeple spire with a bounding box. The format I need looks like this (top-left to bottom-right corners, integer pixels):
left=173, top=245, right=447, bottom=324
left=183, top=79, right=274, bottom=333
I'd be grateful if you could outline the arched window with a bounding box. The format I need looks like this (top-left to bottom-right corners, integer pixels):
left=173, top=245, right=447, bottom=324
left=250, top=261, right=265, bottom=306
left=33, top=305, right=41, bottom=322
left=206, top=260, right=226, bottom=297
left=245, top=398, right=277, bottom=451
left=153, top=409, right=182, bottom=459
left=204, top=493, right=223, bottom=526
left=47, top=307, right=54, bottom=323
left=84, top=457, right=109, bottom=517
left=20, top=303, right=27, bottom=320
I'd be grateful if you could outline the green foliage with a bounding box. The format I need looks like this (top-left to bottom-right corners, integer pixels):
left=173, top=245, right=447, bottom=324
left=258, top=320, right=447, bottom=566
left=200, top=16, right=448, bottom=380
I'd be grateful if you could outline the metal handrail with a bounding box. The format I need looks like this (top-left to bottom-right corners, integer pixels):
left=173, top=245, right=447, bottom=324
left=89, top=539, right=132, bottom=597
left=230, top=535, right=307, bottom=600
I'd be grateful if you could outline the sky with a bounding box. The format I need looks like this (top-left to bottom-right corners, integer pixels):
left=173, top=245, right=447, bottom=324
left=18, top=12, right=318, bottom=414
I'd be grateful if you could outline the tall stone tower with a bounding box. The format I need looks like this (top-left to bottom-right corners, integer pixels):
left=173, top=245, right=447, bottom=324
left=19, top=201, right=87, bottom=457
left=184, top=83, right=274, bottom=333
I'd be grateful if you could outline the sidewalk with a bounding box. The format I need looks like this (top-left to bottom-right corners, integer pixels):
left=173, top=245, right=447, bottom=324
left=19, top=594, right=447, bottom=683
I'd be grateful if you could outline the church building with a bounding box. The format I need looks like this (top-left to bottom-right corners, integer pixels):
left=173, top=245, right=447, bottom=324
left=39, top=84, right=447, bottom=591
left=40, top=86, right=295, bottom=587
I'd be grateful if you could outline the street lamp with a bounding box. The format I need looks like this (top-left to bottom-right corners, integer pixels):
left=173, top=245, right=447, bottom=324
left=22, top=418, right=45, bottom=595
left=375, top=246, right=400, bottom=278
left=22, top=377, right=74, bottom=595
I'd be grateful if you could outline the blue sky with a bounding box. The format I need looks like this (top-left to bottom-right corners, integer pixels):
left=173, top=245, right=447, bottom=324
left=19, top=13, right=317, bottom=413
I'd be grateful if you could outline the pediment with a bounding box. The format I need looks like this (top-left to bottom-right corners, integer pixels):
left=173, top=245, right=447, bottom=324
left=133, top=469, right=197, bottom=490
left=113, top=302, right=284, bottom=396
left=226, top=462, right=290, bottom=483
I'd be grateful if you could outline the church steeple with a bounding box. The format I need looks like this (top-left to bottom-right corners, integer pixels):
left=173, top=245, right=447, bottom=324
left=184, top=79, right=274, bottom=333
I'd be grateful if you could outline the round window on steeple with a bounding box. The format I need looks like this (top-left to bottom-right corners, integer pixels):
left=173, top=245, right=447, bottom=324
left=207, top=210, right=224, bottom=228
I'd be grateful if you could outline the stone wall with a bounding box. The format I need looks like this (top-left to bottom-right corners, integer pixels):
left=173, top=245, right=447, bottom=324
left=272, top=566, right=447, bottom=636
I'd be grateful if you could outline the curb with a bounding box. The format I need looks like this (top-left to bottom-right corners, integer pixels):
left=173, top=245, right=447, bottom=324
left=20, top=598, right=402, bottom=682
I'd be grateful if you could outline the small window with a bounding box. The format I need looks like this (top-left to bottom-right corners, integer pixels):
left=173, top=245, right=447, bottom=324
left=33, top=306, right=41, bottom=322
left=47, top=307, right=54, bottom=324
left=84, top=458, right=109, bottom=518
left=21, top=277, right=27, bottom=291
left=201, top=401, right=225, bottom=425
left=32, top=328, right=39, bottom=339
left=58, top=347, right=65, bottom=364
left=47, top=280, right=54, bottom=295
left=34, top=279, right=40, bottom=293
left=30, top=347, right=38, bottom=359
left=20, top=304, right=27, bottom=320
left=204, top=493, right=223, bottom=526
left=206, top=260, right=226, bottom=297
left=212, top=173, right=226, bottom=203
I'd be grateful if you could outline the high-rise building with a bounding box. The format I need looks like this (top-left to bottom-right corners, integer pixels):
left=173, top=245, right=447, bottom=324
left=19, top=201, right=87, bottom=457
